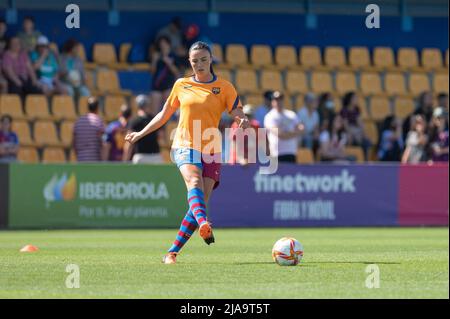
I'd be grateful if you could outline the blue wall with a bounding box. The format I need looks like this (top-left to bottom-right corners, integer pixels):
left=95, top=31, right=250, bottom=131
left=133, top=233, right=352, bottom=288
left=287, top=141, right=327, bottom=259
left=1, top=10, right=448, bottom=61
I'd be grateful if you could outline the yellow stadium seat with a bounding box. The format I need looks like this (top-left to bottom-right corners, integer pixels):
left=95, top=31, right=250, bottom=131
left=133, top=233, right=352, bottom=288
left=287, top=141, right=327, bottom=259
left=119, top=43, right=131, bottom=63
left=0, top=94, right=25, bottom=119
left=284, top=94, right=294, bottom=111
left=397, top=47, right=419, bottom=70
left=296, top=148, right=314, bottom=164
left=214, top=69, right=232, bottom=83
left=285, top=70, right=308, bottom=95
left=345, top=146, right=365, bottom=163
left=357, top=97, right=370, bottom=120
left=11, top=120, right=34, bottom=146
left=433, top=73, right=449, bottom=94
left=25, top=94, right=53, bottom=120
left=373, top=47, right=396, bottom=70
left=409, top=73, right=430, bottom=95
left=335, top=71, right=357, bottom=95
left=363, top=120, right=379, bottom=145
left=244, top=94, right=264, bottom=106
left=370, top=96, right=392, bottom=121
left=93, top=43, right=117, bottom=65
left=349, top=47, right=371, bottom=69
left=250, top=45, right=274, bottom=69
left=446, top=49, right=449, bottom=68
left=310, top=71, right=333, bottom=94
left=96, top=70, right=132, bottom=96
left=360, top=72, right=383, bottom=96
left=421, top=48, right=443, bottom=71
left=34, top=120, right=63, bottom=147
left=299, top=46, right=322, bottom=69
left=394, top=97, right=415, bottom=119
left=212, top=43, right=224, bottom=64
left=77, top=43, right=96, bottom=70
left=104, top=96, right=127, bottom=122
left=235, top=69, right=259, bottom=94
left=384, top=73, right=407, bottom=96
left=52, top=95, right=77, bottom=121
left=260, top=70, right=283, bottom=92
left=60, top=120, right=75, bottom=147
left=225, top=44, right=249, bottom=67
left=324, top=46, right=347, bottom=69
left=42, top=147, right=67, bottom=163
left=17, top=146, right=39, bottom=163
left=275, top=45, right=298, bottom=69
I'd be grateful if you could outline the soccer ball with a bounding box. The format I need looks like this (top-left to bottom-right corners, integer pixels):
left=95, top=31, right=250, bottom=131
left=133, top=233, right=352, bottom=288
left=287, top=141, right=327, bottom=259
left=272, top=237, right=304, bottom=266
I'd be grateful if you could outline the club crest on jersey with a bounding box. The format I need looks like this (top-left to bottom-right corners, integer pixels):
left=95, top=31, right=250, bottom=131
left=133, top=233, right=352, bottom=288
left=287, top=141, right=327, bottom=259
left=212, top=87, right=221, bottom=95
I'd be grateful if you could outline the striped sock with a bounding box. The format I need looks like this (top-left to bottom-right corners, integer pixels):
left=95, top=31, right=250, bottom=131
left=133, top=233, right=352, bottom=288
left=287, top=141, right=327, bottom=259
left=187, top=188, right=208, bottom=226
left=168, top=210, right=198, bottom=253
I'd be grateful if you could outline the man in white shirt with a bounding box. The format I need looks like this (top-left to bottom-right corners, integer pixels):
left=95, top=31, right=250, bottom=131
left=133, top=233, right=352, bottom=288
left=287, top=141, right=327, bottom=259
left=264, top=91, right=304, bottom=163
left=297, top=92, right=320, bottom=149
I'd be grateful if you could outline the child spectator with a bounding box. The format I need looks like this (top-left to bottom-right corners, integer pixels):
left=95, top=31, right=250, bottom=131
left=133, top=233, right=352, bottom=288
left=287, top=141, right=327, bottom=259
left=18, top=16, right=42, bottom=52
left=103, top=104, right=132, bottom=161
left=377, top=115, right=403, bottom=161
left=428, top=107, right=449, bottom=163
left=60, top=39, right=90, bottom=98
left=0, top=115, right=19, bottom=163
left=402, top=114, right=428, bottom=164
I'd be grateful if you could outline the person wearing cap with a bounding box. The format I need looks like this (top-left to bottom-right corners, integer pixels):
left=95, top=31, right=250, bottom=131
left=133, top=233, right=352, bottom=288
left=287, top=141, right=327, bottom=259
left=124, top=95, right=164, bottom=164
left=254, top=90, right=273, bottom=128
left=264, top=91, right=304, bottom=163
left=1, top=36, right=42, bottom=98
left=30, top=35, right=69, bottom=96
left=17, top=16, right=42, bottom=52
left=428, top=107, right=449, bottom=163
left=103, top=104, right=132, bottom=161
left=297, top=92, right=320, bottom=150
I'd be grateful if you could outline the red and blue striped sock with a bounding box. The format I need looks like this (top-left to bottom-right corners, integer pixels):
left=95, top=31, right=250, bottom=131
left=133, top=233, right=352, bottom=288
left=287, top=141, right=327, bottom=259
left=187, top=188, right=208, bottom=226
left=168, top=210, right=198, bottom=253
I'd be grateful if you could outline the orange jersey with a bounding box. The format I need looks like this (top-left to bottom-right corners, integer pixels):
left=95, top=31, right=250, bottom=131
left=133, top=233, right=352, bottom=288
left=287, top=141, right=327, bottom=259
left=166, top=75, right=242, bottom=153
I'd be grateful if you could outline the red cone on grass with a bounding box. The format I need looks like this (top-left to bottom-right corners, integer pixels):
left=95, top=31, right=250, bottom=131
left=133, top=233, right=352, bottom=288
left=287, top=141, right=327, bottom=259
left=20, top=244, right=39, bottom=252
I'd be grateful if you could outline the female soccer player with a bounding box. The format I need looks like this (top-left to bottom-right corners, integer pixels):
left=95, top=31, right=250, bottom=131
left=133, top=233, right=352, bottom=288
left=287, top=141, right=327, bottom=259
left=125, top=41, right=249, bottom=264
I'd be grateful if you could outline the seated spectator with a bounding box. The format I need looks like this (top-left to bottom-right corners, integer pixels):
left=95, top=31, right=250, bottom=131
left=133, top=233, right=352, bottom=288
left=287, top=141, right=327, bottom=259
left=124, top=95, right=164, bottom=164
left=254, top=90, right=273, bottom=128
left=428, top=107, right=449, bottom=163
left=264, top=91, right=304, bottom=163
left=437, top=92, right=448, bottom=121
left=0, top=17, right=9, bottom=57
left=297, top=93, right=320, bottom=150
left=401, top=114, right=428, bottom=164
left=30, top=35, right=69, bottom=96
left=0, top=114, right=19, bottom=163
left=103, top=104, right=132, bottom=161
left=402, top=91, right=434, bottom=141
left=318, top=115, right=354, bottom=162
left=377, top=115, right=403, bottom=162
left=317, top=92, right=336, bottom=128
left=73, top=97, right=105, bottom=162
left=17, top=16, right=42, bottom=52
left=2, top=36, right=42, bottom=99
left=60, top=38, right=90, bottom=98
left=150, top=36, right=181, bottom=114
left=155, top=17, right=186, bottom=58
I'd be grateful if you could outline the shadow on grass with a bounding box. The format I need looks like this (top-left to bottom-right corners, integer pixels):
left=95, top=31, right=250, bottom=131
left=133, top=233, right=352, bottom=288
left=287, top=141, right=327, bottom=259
left=233, top=261, right=400, bottom=266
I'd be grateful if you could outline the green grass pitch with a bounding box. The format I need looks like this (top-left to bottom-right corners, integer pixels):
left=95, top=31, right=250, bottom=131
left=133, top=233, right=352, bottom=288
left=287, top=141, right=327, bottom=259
left=0, top=228, right=448, bottom=298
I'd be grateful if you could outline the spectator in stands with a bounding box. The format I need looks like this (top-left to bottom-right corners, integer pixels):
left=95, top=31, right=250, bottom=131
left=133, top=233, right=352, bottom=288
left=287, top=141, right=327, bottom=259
left=317, top=92, right=336, bottom=128
left=0, top=18, right=9, bottom=57
left=124, top=95, right=164, bottom=163
left=2, top=36, right=42, bottom=99
left=297, top=93, right=320, bottom=151
left=59, top=39, right=90, bottom=98
left=377, top=115, right=403, bottom=162
left=103, top=104, right=132, bottom=162
left=150, top=36, right=181, bottom=114
left=30, top=35, right=69, bottom=96
left=264, top=91, right=304, bottom=163
left=402, top=91, right=434, bottom=141
left=73, top=97, right=105, bottom=162
left=437, top=92, right=448, bottom=119
left=254, top=90, right=273, bottom=128
left=0, top=114, right=19, bottom=163
left=318, top=115, right=354, bottom=162
left=155, top=17, right=186, bottom=58
left=427, top=107, right=449, bottom=163
left=401, top=114, right=428, bottom=164
left=18, top=16, right=42, bottom=52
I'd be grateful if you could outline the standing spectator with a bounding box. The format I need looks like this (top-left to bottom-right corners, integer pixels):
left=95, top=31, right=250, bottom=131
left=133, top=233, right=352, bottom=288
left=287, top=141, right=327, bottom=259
left=402, top=91, right=434, bottom=141
left=377, top=115, right=404, bottom=161
left=73, top=97, right=105, bottom=162
left=59, top=39, right=90, bottom=98
left=317, top=92, right=336, bottom=128
left=264, top=91, right=304, bottom=163
left=297, top=93, right=320, bottom=150
left=428, top=107, right=449, bottom=163
left=254, top=90, right=273, bottom=128
left=155, top=17, right=186, bottom=57
left=124, top=95, right=164, bottom=163
left=150, top=36, right=181, bottom=114
left=17, top=16, right=42, bottom=52
left=401, top=114, right=428, bottom=164
left=2, top=36, right=42, bottom=99
left=318, top=115, right=354, bottom=162
left=0, top=115, right=19, bottom=163
left=103, top=104, right=132, bottom=161
left=30, top=35, right=68, bottom=96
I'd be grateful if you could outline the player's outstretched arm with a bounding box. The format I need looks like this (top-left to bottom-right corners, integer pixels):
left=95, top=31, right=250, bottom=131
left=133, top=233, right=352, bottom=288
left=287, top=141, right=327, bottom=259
left=125, top=101, right=177, bottom=144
